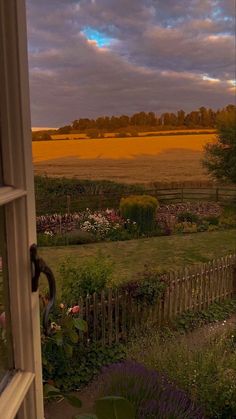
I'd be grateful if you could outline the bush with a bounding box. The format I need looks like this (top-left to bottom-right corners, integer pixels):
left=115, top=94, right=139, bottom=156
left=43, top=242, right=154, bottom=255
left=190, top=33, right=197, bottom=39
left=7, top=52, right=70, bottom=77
left=174, top=299, right=236, bottom=332
left=204, top=215, right=219, bottom=225
left=60, top=255, right=113, bottom=303
left=120, top=267, right=167, bottom=305
left=177, top=211, right=200, bottom=224
left=119, top=195, right=158, bottom=234
left=219, top=214, right=236, bottom=229
left=43, top=337, right=125, bottom=392
left=174, top=222, right=198, bottom=234
left=100, top=360, right=203, bottom=419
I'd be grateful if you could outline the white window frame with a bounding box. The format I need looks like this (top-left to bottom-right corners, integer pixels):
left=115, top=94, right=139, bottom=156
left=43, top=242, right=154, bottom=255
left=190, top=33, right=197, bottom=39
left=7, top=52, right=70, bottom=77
left=0, top=1, right=44, bottom=418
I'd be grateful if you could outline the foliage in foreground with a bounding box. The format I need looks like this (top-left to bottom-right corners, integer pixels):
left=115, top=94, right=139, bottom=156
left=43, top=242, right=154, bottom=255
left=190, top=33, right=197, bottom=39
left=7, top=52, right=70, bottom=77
left=173, top=299, right=236, bottom=332
left=44, top=384, right=135, bottom=419
left=99, top=360, right=204, bottom=419
left=75, top=396, right=135, bottom=419
left=43, top=335, right=125, bottom=392
left=60, top=255, right=113, bottom=302
left=127, top=303, right=236, bottom=418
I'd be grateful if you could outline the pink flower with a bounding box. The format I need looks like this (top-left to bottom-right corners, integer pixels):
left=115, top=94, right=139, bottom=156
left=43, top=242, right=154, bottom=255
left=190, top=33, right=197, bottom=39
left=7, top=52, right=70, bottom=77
left=71, top=305, right=80, bottom=314
left=0, top=312, right=6, bottom=329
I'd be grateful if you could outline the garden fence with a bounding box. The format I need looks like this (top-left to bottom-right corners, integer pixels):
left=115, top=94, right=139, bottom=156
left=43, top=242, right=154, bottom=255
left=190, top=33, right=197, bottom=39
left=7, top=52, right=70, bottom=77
left=77, top=254, right=236, bottom=346
left=36, top=185, right=236, bottom=215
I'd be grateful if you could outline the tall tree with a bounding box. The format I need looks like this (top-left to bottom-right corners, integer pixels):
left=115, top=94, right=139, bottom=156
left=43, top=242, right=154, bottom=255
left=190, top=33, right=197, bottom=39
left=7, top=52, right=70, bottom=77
left=203, top=107, right=236, bottom=183
left=199, top=107, right=210, bottom=127
left=177, top=110, right=185, bottom=126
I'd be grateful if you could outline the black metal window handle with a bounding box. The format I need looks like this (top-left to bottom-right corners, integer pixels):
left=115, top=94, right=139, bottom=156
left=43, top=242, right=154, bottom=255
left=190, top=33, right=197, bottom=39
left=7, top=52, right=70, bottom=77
left=30, top=244, right=56, bottom=335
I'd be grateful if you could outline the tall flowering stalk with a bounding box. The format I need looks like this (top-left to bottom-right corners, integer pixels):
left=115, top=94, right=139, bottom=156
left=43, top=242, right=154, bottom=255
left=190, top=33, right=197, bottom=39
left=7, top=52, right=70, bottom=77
left=100, top=360, right=204, bottom=419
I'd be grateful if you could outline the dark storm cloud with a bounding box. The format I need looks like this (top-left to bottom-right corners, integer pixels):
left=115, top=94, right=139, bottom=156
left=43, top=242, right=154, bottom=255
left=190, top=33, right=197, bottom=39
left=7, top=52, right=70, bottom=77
left=26, top=0, right=235, bottom=126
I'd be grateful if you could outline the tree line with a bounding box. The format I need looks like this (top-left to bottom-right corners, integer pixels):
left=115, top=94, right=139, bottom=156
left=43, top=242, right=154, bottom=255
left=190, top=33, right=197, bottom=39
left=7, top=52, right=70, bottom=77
left=32, top=105, right=235, bottom=140
left=59, top=105, right=235, bottom=134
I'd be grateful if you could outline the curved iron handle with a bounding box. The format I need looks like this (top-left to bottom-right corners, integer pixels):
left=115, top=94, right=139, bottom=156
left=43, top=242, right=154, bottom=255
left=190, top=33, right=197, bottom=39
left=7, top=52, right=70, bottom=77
left=30, top=244, right=56, bottom=335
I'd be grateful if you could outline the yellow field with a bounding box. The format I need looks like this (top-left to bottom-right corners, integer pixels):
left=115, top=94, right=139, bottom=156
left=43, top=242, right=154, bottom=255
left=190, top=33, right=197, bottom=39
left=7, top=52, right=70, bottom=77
left=33, top=134, right=216, bottom=183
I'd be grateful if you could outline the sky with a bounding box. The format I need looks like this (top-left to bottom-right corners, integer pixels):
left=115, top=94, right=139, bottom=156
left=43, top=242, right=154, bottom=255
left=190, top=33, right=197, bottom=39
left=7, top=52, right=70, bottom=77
left=26, top=0, right=236, bottom=127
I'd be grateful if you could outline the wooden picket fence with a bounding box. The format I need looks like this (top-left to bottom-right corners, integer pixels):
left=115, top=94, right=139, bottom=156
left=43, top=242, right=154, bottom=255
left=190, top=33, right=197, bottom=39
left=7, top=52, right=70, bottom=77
left=36, top=184, right=236, bottom=214
left=65, top=185, right=236, bottom=213
left=77, top=254, right=236, bottom=346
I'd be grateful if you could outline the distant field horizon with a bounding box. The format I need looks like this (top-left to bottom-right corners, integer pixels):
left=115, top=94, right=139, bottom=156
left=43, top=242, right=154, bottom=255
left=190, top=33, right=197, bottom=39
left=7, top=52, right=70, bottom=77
left=33, top=133, right=215, bottom=183
left=32, top=127, right=58, bottom=131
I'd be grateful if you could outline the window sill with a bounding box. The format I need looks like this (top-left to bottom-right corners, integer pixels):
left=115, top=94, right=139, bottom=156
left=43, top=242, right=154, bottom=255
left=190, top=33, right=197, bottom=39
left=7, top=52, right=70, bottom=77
left=0, top=371, right=35, bottom=419
left=0, top=187, right=26, bottom=206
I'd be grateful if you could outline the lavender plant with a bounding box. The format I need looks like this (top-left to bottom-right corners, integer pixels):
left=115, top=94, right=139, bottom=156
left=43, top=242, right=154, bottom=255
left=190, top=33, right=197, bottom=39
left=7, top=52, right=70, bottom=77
left=99, top=361, right=204, bottom=419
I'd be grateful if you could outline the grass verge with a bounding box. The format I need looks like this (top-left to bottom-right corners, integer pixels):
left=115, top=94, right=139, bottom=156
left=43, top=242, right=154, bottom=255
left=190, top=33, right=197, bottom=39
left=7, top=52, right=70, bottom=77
left=40, top=229, right=236, bottom=287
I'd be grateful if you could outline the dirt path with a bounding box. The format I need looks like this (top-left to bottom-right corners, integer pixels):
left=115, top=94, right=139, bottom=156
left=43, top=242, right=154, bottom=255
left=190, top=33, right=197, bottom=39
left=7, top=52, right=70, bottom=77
left=179, top=314, right=236, bottom=349
left=45, top=315, right=236, bottom=419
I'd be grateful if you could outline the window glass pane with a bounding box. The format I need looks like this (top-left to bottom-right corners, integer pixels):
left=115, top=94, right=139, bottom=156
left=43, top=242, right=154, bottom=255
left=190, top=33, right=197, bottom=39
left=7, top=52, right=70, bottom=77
left=0, top=206, right=14, bottom=392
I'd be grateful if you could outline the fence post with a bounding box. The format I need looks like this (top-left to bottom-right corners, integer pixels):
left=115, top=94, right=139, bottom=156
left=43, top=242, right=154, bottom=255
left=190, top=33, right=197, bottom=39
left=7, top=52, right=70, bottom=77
left=66, top=195, right=71, bottom=214
left=233, top=264, right=236, bottom=297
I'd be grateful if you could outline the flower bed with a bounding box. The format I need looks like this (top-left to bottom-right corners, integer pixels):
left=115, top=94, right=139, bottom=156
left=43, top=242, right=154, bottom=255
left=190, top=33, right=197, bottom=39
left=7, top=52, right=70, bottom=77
left=156, top=201, right=222, bottom=234
left=37, top=201, right=235, bottom=246
left=37, top=209, right=138, bottom=245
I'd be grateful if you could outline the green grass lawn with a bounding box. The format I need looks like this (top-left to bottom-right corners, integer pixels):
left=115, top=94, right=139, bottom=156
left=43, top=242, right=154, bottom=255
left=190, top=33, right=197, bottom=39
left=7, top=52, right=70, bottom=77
left=40, top=230, right=236, bottom=287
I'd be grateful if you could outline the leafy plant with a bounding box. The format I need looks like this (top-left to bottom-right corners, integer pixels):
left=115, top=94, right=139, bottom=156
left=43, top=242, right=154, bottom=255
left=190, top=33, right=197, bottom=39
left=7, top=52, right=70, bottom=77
left=177, top=211, right=200, bottom=224
left=75, top=397, right=135, bottom=419
left=174, top=222, right=198, bottom=234
left=173, top=299, right=236, bottom=332
left=60, top=255, right=113, bottom=303
left=204, top=215, right=219, bottom=225
left=120, top=266, right=168, bottom=305
left=42, top=302, right=87, bottom=377
left=43, top=334, right=125, bottom=392
left=44, top=383, right=82, bottom=408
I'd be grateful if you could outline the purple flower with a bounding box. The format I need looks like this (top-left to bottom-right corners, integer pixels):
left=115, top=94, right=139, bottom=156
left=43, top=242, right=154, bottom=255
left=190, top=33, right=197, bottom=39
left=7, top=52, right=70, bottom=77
left=100, top=360, right=204, bottom=419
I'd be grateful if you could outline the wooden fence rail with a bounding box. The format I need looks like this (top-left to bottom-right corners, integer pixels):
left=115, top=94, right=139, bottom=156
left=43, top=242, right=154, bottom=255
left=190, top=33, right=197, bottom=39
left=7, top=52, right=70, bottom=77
left=77, top=254, right=236, bottom=346
left=36, top=185, right=236, bottom=214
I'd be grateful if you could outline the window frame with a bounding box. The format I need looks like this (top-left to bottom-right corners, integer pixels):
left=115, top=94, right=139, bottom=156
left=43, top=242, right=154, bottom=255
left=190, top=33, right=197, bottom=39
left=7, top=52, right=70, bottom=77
left=0, top=1, right=44, bottom=418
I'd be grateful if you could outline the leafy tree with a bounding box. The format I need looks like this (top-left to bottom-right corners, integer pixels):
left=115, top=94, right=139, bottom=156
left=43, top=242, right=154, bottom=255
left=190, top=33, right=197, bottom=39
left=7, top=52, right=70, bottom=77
left=203, top=107, right=236, bottom=183
left=177, top=109, right=185, bottom=126
left=57, top=125, right=72, bottom=134
left=199, top=107, right=210, bottom=127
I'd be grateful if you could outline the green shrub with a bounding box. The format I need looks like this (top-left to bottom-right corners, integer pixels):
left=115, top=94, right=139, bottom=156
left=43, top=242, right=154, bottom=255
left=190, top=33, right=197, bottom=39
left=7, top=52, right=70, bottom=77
left=219, top=214, right=236, bottom=229
left=120, top=266, right=167, bottom=305
left=174, top=299, right=236, bottom=332
left=174, top=222, right=198, bottom=234
left=119, top=195, right=158, bottom=234
left=177, top=211, right=200, bottom=224
left=204, top=215, right=219, bottom=225
left=60, top=255, right=113, bottom=303
left=197, top=220, right=210, bottom=232
left=43, top=340, right=125, bottom=392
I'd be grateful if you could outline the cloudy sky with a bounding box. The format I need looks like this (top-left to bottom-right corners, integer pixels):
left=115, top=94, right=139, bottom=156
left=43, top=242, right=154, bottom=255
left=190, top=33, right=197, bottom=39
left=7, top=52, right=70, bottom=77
left=26, top=0, right=235, bottom=127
